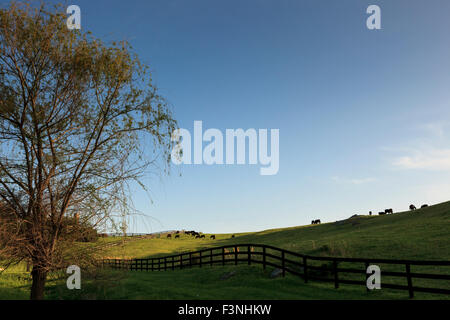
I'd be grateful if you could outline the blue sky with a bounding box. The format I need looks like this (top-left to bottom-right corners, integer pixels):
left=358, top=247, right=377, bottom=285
left=45, top=0, right=450, bottom=233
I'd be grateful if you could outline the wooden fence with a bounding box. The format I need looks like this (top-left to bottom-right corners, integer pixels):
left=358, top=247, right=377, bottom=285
left=101, top=243, right=450, bottom=298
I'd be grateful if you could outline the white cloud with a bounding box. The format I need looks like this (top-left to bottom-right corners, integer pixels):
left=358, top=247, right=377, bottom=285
left=332, top=176, right=377, bottom=185
left=393, top=148, right=450, bottom=171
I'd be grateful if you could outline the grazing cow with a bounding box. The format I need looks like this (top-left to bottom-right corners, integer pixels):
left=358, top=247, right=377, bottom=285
left=409, top=204, right=417, bottom=211
left=378, top=211, right=386, bottom=215
left=369, top=211, right=372, bottom=216
left=421, top=204, right=429, bottom=209
left=167, top=234, right=172, bottom=238
left=312, top=219, right=321, bottom=224
left=231, top=234, right=235, bottom=238
left=195, top=235, right=200, bottom=239
left=175, top=234, right=180, bottom=239
left=200, top=235, right=205, bottom=238
left=176, top=231, right=180, bottom=234
left=210, top=235, right=216, bottom=239
left=385, top=208, right=393, bottom=214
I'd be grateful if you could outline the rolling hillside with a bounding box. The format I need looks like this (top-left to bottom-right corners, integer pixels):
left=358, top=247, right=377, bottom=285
left=1, top=201, right=449, bottom=300
left=101, top=201, right=450, bottom=261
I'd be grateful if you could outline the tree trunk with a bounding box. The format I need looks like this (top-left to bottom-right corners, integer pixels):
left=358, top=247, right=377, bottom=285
left=30, top=266, right=47, bottom=300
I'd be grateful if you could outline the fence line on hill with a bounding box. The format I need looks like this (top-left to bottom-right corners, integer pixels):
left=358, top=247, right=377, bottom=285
left=101, top=243, right=450, bottom=298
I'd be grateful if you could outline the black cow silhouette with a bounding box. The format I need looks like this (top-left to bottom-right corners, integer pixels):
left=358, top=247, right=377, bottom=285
left=175, top=234, right=180, bottom=239
left=385, top=208, right=393, bottom=214
left=312, top=219, right=321, bottom=224
left=210, top=235, right=216, bottom=239
left=231, top=235, right=235, bottom=238
left=378, top=211, right=386, bottom=215
left=167, top=234, right=172, bottom=238
left=421, top=204, right=429, bottom=209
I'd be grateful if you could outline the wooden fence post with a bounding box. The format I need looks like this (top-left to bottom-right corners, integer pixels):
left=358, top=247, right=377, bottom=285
left=263, top=247, right=266, bottom=270
left=172, top=256, right=175, bottom=270
left=281, top=251, right=285, bottom=277
left=365, top=262, right=369, bottom=292
left=406, top=264, right=414, bottom=299
left=333, top=259, right=339, bottom=289
left=189, top=252, right=192, bottom=267
left=303, top=256, right=308, bottom=283
left=180, top=254, right=183, bottom=269
left=222, top=248, right=225, bottom=266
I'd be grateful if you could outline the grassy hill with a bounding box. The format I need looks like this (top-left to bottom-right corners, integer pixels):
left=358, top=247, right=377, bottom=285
left=100, top=201, right=450, bottom=261
left=1, top=201, right=449, bottom=300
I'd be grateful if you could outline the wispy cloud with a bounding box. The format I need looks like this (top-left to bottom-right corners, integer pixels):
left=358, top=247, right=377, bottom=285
left=419, top=121, right=449, bottom=139
left=331, top=176, right=377, bottom=185
left=386, top=120, right=450, bottom=171
left=392, top=148, right=450, bottom=171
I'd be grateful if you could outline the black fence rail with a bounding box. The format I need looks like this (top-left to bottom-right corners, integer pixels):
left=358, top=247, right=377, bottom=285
left=101, top=243, right=450, bottom=298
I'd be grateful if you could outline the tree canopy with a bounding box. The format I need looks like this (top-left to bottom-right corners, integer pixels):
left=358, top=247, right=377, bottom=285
left=0, top=1, right=178, bottom=299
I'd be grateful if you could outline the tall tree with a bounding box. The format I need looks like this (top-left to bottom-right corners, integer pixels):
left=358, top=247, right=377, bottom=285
left=0, top=2, right=177, bottom=299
